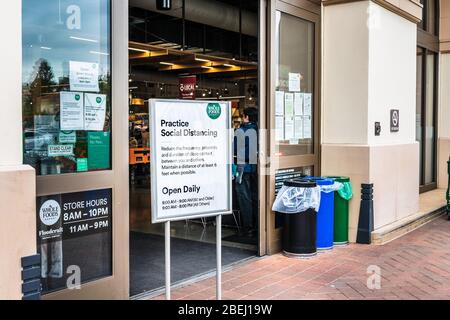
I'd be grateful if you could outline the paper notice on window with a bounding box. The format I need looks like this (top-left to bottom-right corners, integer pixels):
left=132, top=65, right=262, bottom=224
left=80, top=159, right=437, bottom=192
left=289, top=73, right=301, bottom=92
left=70, top=61, right=100, bottom=92
left=284, top=93, right=294, bottom=118
left=48, top=144, right=74, bottom=157
left=285, top=118, right=294, bottom=141
left=275, top=91, right=285, bottom=116
left=294, top=93, right=304, bottom=116
left=59, top=131, right=77, bottom=144
left=303, top=116, right=312, bottom=139
left=294, top=117, right=303, bottom=140
left=303, top=93, right=313, bottom=116
left=275, top=116, right=284, bottom=141
left=84, top=93, right=107, bottom=131
left=60, top=92, right=84, bottom=131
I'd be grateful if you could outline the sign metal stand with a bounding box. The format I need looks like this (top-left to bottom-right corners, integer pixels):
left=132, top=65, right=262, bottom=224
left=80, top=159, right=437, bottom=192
left=165, top=215, right=223, bottom=300
left=150, top=99, right=231, bottom=301
left=165, top=221, right=171, bottom=300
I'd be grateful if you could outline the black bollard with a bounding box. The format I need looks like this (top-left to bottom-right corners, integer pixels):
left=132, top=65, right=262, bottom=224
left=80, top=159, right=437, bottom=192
left=356, top=184, right=374, bottom=244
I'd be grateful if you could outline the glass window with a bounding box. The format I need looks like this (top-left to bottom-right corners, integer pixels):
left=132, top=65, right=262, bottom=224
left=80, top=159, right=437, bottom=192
left=416, top=47, right=423, bottom=184
left=274, top=11, right=315, bottom=157
left=416, top=46, right=437, bottom=189
left=424, top=52, right=436, bottom=184
left=22, top=0, right=111, bottom=176
left=427, top=0, right=437, bottom=35
left=419, top=0, right=439, bottom=35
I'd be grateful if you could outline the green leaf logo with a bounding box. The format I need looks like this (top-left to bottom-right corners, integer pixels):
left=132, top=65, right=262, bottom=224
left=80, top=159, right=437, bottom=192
left=206, top=103, right=221, bottom=120
left=96, top=97, right=102, bottom=104
left=75, top=94, right=81, bottom=101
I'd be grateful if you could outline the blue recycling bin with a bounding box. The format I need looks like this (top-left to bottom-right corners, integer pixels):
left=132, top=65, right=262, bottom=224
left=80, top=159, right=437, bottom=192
left=306, top=177, right=335, bottom=251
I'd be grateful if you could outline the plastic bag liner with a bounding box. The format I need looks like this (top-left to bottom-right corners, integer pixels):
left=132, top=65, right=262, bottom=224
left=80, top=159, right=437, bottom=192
left=337, top=182, right=353, bottom=200
left=324, top=176, right=353, bottom=200
left=306, top=177, right=343, bottom=194
left=272, top=180, right=321, bottom=214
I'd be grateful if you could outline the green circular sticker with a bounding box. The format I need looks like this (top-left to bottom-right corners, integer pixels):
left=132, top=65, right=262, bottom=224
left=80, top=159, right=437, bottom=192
left=96, top=97, right=102, bottom=104
left=206, top=103, right=221, bottom=120
left=75, top=94, right=81, bottom=101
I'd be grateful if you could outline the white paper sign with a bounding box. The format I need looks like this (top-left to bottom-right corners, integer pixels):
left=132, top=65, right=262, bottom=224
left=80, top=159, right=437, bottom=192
left=84, top=94, right=107, bottom=131
left=289, top=73, right=301, bottom=92
left=294, top=117, right=303, bottom=140
left=70, top=61, right=100, bottom=92
left=275, top=116, right=284, bottom=141
left=275, top=91, right=285, bottom=116
left=285, top=119, right=294, bottom=141
left=60, top=92, right=84, bottom=131
left=284, top=93, right=294, bottom=118
left=150, top=100, right=232, bottom=223
left=48, top=144, right=74, bottom=157
left=303, top=116, right=312, bottom=139
left=303, top=93, right=313, bottom=116
left=294, top=93, right=304, bottom=116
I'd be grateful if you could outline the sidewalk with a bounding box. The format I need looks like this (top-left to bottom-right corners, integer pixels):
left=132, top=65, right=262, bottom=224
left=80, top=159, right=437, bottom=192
left=153, top=214, right=450, bottom=300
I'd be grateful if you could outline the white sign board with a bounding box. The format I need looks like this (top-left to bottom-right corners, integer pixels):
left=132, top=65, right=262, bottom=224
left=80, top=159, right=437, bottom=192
left=60, top=92, right=84, bottom=131
left=69, top=61, right=100, bottom=92
left=150, top=99, right=232, bottom=223
left=84, top=93, right=107, bottom=131
left=288, top=73, right=301, bottom=92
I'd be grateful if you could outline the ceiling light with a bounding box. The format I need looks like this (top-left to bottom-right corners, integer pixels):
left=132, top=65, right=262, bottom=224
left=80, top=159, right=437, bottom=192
left=196, top=58, right=210, bottom=63
left=160, top=62, right=174, bottom=66
left=201, top=66, right=213, bottom=69
left=129, top=47, right=149, bottom=53
left=70, top=36, right=98, bottom=43
left=90, top=51, right=109, bottom=56
left=224, top=64, right=235, bottom=67
left=40, top=46, right=52, bottom=50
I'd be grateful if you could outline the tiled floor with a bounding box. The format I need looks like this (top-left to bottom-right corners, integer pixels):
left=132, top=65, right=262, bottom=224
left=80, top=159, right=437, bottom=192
left=152, top=214, right=450, bottom=300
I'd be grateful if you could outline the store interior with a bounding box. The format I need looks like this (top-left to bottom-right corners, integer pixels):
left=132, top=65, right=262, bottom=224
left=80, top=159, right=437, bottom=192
left=128, top=0, right=260, bottom=297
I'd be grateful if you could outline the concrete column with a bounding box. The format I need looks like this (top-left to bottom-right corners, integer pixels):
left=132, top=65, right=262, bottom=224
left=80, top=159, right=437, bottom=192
left=0, top=0, right=37, bottom=300
left=322, top=0, right=420, bottom=242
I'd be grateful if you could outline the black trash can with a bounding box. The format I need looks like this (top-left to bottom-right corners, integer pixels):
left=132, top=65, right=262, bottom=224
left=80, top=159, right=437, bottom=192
left=273, top=179, right=319, bottom=258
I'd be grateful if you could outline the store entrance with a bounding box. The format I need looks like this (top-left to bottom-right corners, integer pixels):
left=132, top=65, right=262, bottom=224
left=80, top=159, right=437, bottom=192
left=128, top=0, right=260, bottom=297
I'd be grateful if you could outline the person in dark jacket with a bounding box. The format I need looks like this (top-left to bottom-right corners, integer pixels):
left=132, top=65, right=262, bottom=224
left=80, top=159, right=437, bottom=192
left=234, top=107, right=258, bottom=236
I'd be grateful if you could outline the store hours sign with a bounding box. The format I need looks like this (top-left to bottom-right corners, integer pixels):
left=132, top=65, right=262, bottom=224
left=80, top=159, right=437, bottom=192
left=37, top=189, right=112, bottom=243
left=150, top=99, right=232, bottom=223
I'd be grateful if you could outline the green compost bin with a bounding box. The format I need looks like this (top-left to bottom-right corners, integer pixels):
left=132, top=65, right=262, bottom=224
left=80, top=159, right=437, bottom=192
left=325, top=176, right=353, bottom=245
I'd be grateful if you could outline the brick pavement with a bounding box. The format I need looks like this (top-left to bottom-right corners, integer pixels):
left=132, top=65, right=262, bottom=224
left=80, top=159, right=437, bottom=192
left=152, top=215, right=450, bottom=300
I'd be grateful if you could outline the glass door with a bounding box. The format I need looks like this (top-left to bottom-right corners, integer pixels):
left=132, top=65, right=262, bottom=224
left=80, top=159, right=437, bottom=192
left=266, top=1, right=320, bottom=254
left=22, top=0, right=129, bottom=299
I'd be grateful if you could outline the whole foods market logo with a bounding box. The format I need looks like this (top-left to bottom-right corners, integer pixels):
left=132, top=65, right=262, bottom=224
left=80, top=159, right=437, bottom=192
left=96, top=97, right=102, bottom=104
left=206, top=103, right=221, bottom=120
left=39, top=200, right=61, bottom=226
left=75, top=94, right=81, bottom=101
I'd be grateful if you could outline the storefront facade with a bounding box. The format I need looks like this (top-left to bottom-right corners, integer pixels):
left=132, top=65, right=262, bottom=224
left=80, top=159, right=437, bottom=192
left=0, top=0, right=448, bottom=300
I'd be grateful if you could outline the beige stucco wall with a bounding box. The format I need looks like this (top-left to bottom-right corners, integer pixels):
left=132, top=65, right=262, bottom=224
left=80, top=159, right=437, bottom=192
left=322, top=1, right=420, bottom=241
left=322, top=143, right=419, bottom=242
left=0, top=0, right=37, bottom=300
left=0, top=166, right=36, bottom=300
